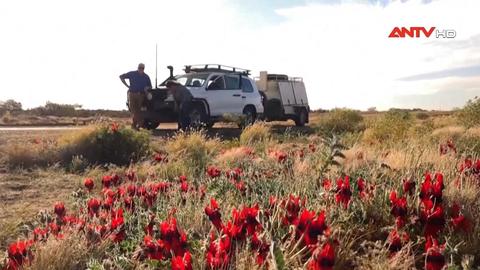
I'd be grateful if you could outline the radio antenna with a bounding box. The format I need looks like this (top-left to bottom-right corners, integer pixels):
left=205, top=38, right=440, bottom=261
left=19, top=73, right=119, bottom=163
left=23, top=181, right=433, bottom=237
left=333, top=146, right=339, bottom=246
left=155, top=44, right=158, bottom=88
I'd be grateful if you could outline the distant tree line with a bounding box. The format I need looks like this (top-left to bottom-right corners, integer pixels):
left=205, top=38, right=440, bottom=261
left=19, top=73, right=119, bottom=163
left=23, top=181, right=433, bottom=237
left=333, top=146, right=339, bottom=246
left=0, top=99, right=130, bottom=118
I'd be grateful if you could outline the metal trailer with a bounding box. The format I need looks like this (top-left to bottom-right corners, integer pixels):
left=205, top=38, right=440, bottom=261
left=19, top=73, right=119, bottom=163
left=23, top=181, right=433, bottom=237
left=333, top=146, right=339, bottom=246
left=255, top=71, right=310, bottom=126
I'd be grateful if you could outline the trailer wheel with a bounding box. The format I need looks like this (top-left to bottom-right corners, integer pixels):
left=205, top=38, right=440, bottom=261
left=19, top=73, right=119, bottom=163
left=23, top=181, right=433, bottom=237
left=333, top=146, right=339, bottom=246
left=143, top=119, right=160, bottom=130
left=294, top=108, right=308, bottom=127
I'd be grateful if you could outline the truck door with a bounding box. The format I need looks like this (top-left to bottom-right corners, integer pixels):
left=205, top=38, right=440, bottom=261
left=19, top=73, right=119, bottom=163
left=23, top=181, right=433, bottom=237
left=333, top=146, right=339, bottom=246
left=205, top=74, right=242, bottom=116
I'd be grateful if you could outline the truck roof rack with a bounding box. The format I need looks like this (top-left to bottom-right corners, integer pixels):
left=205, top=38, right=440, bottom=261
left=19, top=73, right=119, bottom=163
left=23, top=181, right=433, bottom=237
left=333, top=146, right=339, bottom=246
left=184, top=64, right=250, bottom=75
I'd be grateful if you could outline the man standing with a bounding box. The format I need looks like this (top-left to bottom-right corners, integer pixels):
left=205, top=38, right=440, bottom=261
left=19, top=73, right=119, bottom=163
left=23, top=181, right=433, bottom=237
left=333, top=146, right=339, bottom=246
left=165, top=80, right=194, bottom=130
left=120, top=63, right=152, bottom=130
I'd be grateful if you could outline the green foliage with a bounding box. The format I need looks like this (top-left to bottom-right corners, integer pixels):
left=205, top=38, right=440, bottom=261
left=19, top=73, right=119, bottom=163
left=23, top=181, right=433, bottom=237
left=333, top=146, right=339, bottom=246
left=0, top=99, right=22, bottom=115
left=318, top=108, right=364, bottom=134
left=59, top=124, right=150, bottom=166
left=365, top=110, right=413, bottom=143
left=457, top=97, right=480, bottom=127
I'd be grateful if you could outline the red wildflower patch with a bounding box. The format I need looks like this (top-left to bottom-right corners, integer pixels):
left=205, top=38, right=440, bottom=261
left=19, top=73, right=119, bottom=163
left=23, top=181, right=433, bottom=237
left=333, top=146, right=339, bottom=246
left=207, top=166, right=221, bottom=178
left=205, top=198, right=223, bottom=231
left=87, top=198, right=101, bottom=216
left=388, top=229, right=409, bottom=255
left=84, top=178, right=94, bottom=191
left=54, top=201, right=66, bottom=217
left=419, top=172, right=444, bottom=205
left=7, top=240, right=33, bottom=269
left=425, top=237, right=445, bottom=270
left=102, top=175, right=113, bottom=188
left=450, top=202, right=472, bottom=233
left=335, top=176, right=352, bottom=208
left=308, top=241, right=335, bottom=270
left=421, top=199, right=445, bottom=238
left=389, top=191, right=408, bottom=228
left=282, top=194, right=302, bottom=225
left=403, top=178, right=415, bottom=196
left=171, top=251, right=192, bottom=270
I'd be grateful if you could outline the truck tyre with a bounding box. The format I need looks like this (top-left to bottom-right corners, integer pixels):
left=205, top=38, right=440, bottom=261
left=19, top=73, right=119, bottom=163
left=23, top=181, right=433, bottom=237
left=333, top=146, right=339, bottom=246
left=143, top=119, right=160, bottom=130
left=240, top=106, right=256, bottom=128
left=294, top=108, right=308, bottom=127
left=188, top=103, right=208, bottom=129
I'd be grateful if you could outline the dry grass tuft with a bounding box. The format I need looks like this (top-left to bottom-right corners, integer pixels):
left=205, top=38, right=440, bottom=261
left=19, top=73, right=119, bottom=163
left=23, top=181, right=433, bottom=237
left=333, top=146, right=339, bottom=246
left=239, top=122, right=271, bottom=146
left=26, top=233, right=107, bottom=270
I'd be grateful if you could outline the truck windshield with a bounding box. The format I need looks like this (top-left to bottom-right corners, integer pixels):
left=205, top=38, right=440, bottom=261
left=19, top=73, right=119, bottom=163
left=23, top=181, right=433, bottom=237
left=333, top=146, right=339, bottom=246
left=174, top=74, right=208, bottom=87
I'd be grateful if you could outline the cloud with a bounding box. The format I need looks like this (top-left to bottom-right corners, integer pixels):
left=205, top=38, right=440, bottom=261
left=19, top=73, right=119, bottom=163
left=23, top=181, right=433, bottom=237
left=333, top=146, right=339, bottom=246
left=398, top=64, right=480, bottom=81
left=393, top=76, right=480, bottom=109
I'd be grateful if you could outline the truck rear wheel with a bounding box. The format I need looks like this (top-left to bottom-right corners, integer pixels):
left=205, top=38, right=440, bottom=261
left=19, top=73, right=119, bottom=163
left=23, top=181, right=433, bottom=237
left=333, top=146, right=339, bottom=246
left=294, top=108, right=307, bottom=127
left=240, top=106, right=256, bottom=128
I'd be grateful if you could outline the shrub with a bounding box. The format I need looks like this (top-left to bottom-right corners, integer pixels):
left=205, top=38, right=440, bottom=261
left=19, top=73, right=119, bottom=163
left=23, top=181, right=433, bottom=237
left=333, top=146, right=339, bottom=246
left=318, top=108, right=363, bottom=134
left=457, top=97, right=480, bottom=127
left=415, top=111, right=430, bottom=120
left=239, top=122, right=271, bottom=145
left=165, top=131, right=219, bottom=177
left=59, top=124, right=150, bottom=166
left=364, top=110, right=413, bottom=143
left=1, top=143, right=59, bottom=169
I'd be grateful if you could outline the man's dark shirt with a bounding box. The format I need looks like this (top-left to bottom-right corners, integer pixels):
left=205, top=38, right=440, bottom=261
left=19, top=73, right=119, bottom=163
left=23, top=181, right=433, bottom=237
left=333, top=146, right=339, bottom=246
left=120, top=71, right=152, bottom=92
left=172, top=85, right=193, bottom=103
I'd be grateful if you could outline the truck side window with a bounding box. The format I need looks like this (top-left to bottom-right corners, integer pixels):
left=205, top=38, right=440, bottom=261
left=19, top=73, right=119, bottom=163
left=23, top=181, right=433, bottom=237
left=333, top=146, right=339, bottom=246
left=207, top=75, right=226, bottom=90
left=225, top=75, right=240, bottom=90
left=241, top=78, right=254, bottom=93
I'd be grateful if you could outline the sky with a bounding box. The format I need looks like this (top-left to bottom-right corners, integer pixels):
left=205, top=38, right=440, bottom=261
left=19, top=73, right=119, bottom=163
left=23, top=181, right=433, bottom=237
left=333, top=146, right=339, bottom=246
left=0, top=0, right=479, bottom=111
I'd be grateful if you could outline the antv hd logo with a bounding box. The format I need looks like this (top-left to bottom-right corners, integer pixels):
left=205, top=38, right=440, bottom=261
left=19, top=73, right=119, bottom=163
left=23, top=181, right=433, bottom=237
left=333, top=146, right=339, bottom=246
left=388, top=27, right=456, bottom=38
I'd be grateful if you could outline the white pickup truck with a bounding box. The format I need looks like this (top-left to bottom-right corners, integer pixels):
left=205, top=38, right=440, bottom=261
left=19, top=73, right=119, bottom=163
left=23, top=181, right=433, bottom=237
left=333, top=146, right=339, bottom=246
left=139, top=64, right=309, bottom=129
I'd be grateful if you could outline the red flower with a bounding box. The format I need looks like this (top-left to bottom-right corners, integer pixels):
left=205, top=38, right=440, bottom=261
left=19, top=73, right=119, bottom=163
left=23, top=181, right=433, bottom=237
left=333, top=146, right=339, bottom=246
left=207, top=166, right=222, bottom=178
left=419, top=172, right=444, bottom=205
left=421, top=200, right=445, bottom=238
left=206, top=234, right=232, bottom=269
left=251, top=232, right=270, bottom=266
left=357, top=177, right=367, bottom=199
left=143, top=235, right=165, bottom=260
left=172, top=251, right=192, bottom=270
left=297, top=210, right=328, bottom=247
left=33, top=227, right=48, bottom=242
left=160, top=217, right=188, bottom=256
left=450, top=202, right=472, bottom=233
left=84, top=178, right=94, bottom=191
left=126, top=170, right=136, bottom=181
left=154, top=153, right=168, bottom=163
left=87, top=198, right=101, bottom=216
left=124, top=196, right=135, bottom=212
left=179, top=175, right=188, bottom=182
left=226, top=168, right=243, bottom=181
left=309, top=143, right=316, bottom=152
left=402, top=178, right=415, bottom=196
left=7, top=240, right=32, bottom=269
left=205, top=198, right=223, bottom=231
left=110, top=122, right=119, bottom=132
left=308, top=242, right=335, bottom=270
left=102, top=175, right=113, bottom=188
left=110, top=209, right=125, bottom=242
left=283, top=195, right=302, bottom=225
left=425, top=237, right=445, bottom=270
left=54, top=201, right=66, bottom=217
left=388, top=229, right=409, bottom=254
left=322, top=179, right=332, bottom=190
left=180, top=181, right=189, bottom=193
left=335, top=176, right=352, bottom=208
left=389, top=191, right=408, bottom=228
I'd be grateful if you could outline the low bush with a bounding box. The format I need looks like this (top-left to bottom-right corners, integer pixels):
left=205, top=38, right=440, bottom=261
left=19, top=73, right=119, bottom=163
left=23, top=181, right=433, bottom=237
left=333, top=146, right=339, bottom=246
left=165, top=131, right=220, bottom=177
left=457, top=97, right=480, bottom=127
left=59, top=123, right=150, bottom=166
left=318, top=108, right=364, bottom=134
left=364, top=110, right=413, bottom=143
left=239, top=122, right=271, bottom=145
